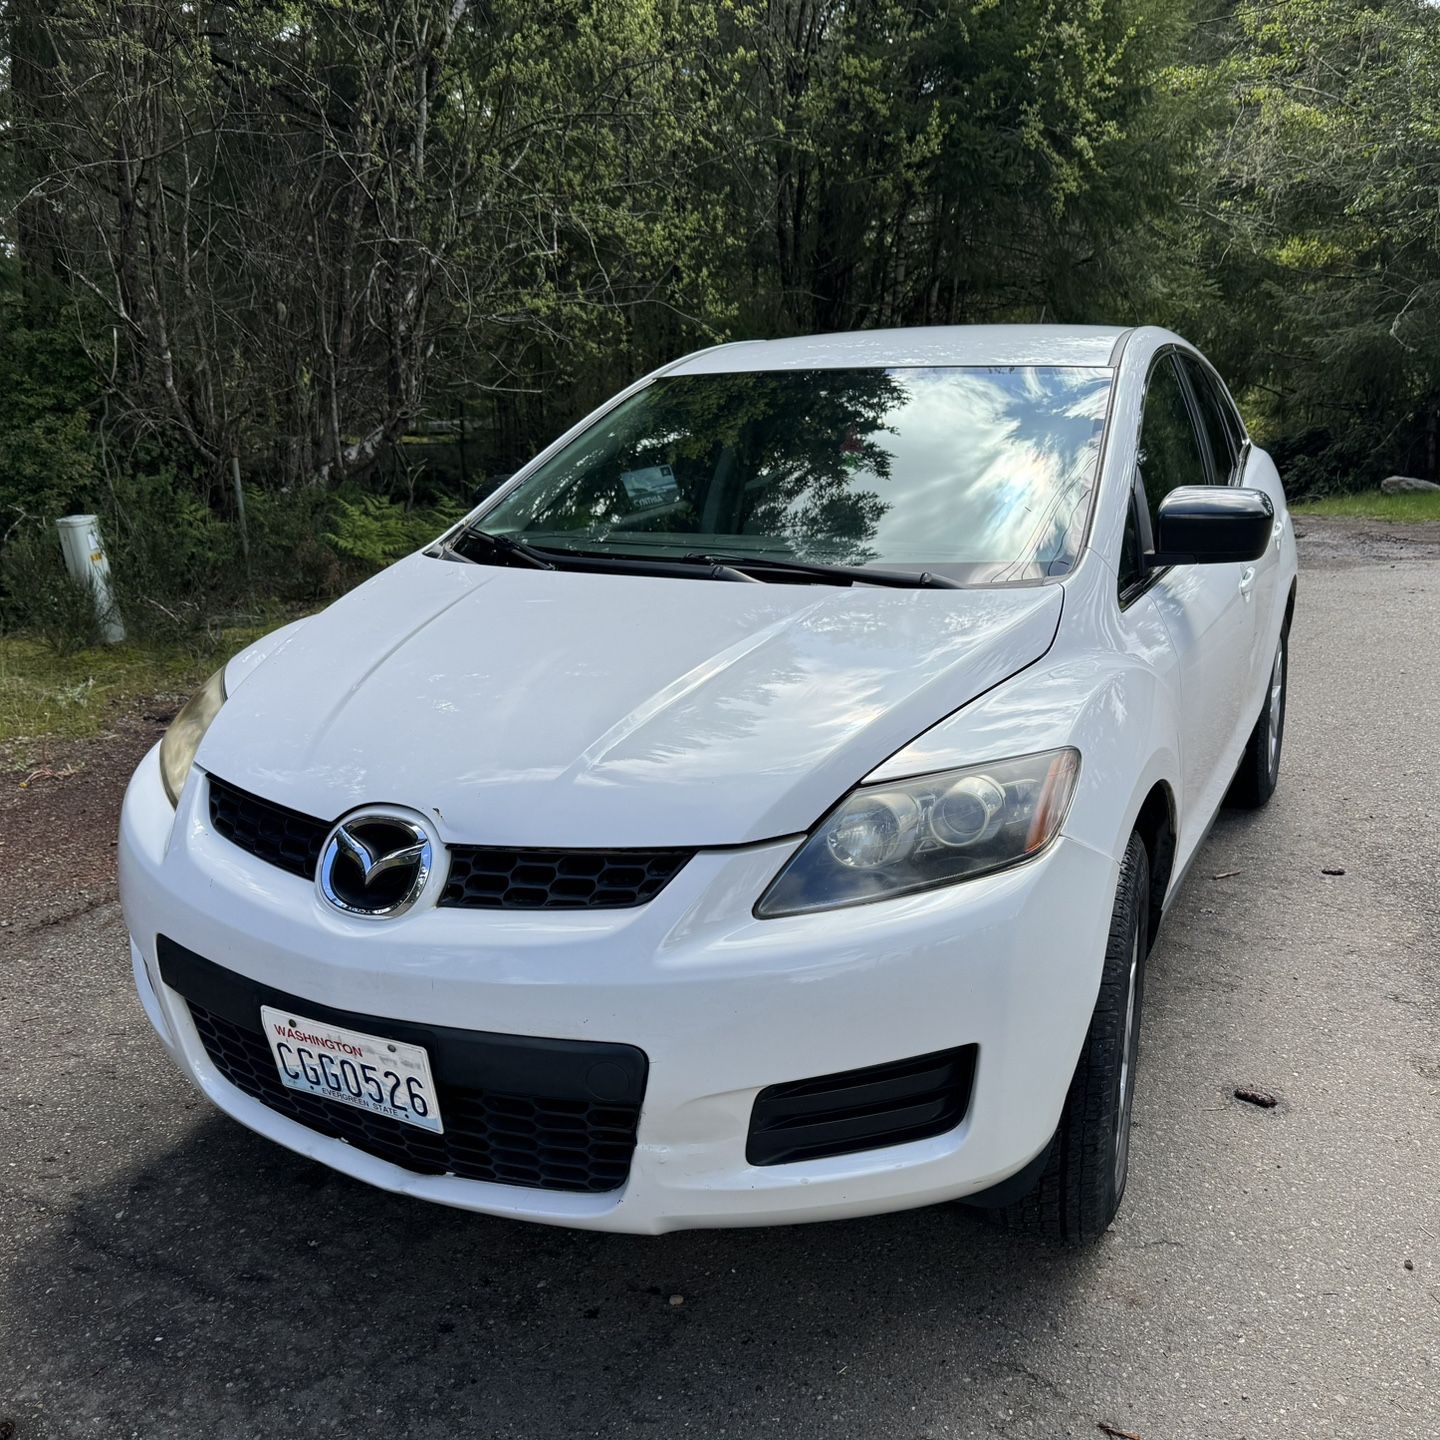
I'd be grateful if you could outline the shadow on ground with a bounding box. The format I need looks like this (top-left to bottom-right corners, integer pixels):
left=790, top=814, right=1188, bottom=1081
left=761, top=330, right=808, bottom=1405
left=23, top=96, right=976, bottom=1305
left=7, top=1053, right=1121, bottom=1438
left=3, top=818, right=1269, bottom=1440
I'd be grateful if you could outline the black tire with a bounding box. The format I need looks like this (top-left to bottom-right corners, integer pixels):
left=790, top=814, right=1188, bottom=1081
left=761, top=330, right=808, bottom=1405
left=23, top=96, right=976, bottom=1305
left=1227, top=627, right=1288, bottom=810
left=989, top=832, right=1150, bottom=1245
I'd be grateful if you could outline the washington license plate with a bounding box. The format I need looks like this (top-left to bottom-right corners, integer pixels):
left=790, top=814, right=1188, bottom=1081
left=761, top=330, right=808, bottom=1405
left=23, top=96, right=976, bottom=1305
left=260, top=1006, right=443, bottom=1134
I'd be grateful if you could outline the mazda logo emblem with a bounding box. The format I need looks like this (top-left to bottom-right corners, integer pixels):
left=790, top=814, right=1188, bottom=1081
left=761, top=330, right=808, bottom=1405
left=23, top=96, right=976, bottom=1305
left=317, top=812, right=434, bottom=919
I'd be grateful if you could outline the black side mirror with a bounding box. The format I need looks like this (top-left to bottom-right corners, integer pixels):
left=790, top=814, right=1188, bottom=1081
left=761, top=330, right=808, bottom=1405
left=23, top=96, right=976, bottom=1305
left=1148, top=485, right=1273, bottom=568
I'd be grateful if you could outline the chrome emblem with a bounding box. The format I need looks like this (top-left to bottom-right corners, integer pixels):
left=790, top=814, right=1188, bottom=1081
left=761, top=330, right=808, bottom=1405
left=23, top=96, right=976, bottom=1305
left=318, top=812, right=434, bottom=919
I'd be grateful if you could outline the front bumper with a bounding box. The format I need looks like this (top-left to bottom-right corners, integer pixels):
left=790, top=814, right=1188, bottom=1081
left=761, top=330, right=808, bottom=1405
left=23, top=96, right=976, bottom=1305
left=119, top=745, right=1119, bottom=1233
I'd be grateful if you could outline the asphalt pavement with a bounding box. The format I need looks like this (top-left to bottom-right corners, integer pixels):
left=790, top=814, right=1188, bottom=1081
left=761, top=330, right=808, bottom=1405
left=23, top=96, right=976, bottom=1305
left=2, top=518, right=1437, bottom=1439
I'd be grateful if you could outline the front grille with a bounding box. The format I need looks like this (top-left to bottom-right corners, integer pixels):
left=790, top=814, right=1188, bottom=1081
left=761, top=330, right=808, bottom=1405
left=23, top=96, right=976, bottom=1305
left=441, top=845, right=693, bottom=909
left=206, top=775, right=694, bottom=909
left=208, top=774, right=328, bottom=880
left=160, top=938, right=646, bottom=1195
left=747, top=1046, right=977, bottom=1166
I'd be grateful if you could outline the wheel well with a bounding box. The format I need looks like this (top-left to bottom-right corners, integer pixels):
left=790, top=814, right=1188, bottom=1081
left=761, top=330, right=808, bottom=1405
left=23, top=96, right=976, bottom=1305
left=1283, top=579, right=1297, bottom=635
left=1133, top=782, right=1176, bottom=950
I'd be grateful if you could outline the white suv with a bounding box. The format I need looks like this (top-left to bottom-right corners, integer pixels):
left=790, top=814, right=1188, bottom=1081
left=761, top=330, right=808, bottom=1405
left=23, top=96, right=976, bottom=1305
left=120, top=325, right=1296, bottom=1242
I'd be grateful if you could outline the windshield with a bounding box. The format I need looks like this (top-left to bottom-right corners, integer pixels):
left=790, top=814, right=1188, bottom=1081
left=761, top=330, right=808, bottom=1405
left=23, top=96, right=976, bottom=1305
left=476, top=366, right=1112, bottom=584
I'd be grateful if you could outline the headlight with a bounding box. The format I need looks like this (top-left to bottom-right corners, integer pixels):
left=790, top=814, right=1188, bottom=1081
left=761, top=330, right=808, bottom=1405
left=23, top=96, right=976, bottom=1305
left=158, top=665, right=227, bottom=806
left=756, top=748, right=1080, bottom=917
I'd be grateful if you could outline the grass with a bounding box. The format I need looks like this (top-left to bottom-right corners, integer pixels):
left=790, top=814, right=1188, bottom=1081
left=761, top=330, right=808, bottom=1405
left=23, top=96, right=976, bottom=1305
left=0, top=625, right=272, bottom=749
left=1291, top=489, right=1440, bottom=522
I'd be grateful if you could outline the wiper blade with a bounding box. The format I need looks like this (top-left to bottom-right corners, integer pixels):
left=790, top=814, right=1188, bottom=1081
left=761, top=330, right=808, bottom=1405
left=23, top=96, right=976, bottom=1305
left=447, top=526, right=557, bottom=570
left=680, top=553, right=963, bottom=590
left=448, top=531, right=958, bottom=589
left=446, top=528, right=761, bottom=583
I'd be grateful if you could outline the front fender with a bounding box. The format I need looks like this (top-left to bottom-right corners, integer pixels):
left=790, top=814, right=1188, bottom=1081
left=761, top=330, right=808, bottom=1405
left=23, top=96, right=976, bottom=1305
left=866, top=647, right=1181, bottom=890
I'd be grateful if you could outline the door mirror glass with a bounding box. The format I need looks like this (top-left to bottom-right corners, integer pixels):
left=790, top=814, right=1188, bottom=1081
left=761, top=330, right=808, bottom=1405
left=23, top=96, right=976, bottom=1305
left=1150, top=485, right=1273, bottom=567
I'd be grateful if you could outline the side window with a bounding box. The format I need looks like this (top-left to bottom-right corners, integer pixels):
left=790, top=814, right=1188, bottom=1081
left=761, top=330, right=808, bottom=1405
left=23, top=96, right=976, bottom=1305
left=1117, top=489, right=1144, bottom=599
left=1137, top=355, right=1209, bottom=531
left=1214, top=371, right=1246, bottom=464
left=1220, top=388, right=1246, bottom=458
left=1179, top=355, right=1239, bottom=484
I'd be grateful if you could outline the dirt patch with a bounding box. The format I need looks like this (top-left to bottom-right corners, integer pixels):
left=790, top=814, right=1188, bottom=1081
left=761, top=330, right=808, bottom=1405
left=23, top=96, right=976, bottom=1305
left=1294, top=513, right=1440, bottom=564
left=0, top=698, right=174, bottom=933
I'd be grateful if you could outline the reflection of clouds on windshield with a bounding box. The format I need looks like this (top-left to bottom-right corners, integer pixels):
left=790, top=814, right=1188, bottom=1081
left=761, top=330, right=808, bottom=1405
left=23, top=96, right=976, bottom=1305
left=1020, top=365, right=1050, bottom=404
left=1063, top=383, right=1110, bottom=422
left=852, top=367, right=1110, bottom=566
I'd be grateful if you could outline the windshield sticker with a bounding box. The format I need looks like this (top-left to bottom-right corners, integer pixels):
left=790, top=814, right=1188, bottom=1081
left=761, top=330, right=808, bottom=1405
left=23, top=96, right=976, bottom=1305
left=620, top=464, right=681, bottom=509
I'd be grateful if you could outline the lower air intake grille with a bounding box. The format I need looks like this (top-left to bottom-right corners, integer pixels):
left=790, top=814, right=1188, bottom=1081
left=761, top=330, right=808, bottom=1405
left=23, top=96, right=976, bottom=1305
left=746, top=1045, right=977, bottom=1166
left=160, top=938, right=645, bottom=1195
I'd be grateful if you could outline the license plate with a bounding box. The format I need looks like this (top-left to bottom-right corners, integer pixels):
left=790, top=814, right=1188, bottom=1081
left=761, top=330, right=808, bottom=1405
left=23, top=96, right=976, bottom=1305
left=260, top=1005, right=443, bottom=1134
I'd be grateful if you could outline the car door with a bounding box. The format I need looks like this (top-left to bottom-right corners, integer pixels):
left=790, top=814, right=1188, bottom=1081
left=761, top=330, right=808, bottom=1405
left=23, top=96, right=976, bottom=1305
left=1137, top=352, right=1258, bottom=829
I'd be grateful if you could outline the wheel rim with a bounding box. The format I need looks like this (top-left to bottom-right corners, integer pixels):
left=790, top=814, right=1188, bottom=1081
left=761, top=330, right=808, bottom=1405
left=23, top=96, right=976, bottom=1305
left=1266, top=639, right=1285, bottom=778
left=1113, top=923, right=1141, bottom=1190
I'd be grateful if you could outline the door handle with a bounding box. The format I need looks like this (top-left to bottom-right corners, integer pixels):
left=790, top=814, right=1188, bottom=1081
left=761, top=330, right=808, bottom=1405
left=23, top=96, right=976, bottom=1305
left=1238, top=566, right=1256, bottom=600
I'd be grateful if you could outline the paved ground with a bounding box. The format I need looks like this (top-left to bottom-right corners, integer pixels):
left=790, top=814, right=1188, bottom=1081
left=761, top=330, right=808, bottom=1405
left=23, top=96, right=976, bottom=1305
left=2, top=517, right=1437, bottom=1440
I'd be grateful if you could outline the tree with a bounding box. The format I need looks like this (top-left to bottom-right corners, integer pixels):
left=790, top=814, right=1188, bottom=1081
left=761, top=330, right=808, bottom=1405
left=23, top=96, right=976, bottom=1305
left=1188, top=0, right=1440, bottom=487
left=715, top=0, right=1194, bottom=334
left=2, top=0, right=734, bottom=500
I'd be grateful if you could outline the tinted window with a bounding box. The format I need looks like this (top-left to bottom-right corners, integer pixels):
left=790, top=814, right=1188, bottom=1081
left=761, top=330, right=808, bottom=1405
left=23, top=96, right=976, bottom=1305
left=1117, top=490, right=1144, bottom=597
left=1137, top=356, right=1208, bottom=530
left=481, top=366, right=1114, bottom=584
left=1180, top=355, right=1239, bottom=483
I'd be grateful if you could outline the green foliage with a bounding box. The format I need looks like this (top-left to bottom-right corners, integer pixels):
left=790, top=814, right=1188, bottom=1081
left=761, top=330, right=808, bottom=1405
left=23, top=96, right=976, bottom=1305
left=0, top=267, right=99, bottom=521
left=711, top=0, right=1196, bottom=334
left=1292, top=489, right=1440, bottom=522
left=100, top=474, right=247, bottom=643
left=93, top=484, right=463, bottom=640
left=1173, top=0, right=1440, bottom=490
left=0, top=627, right=274, bottom=747
left=0, top=477, right=462, bottom=653
left=322, top=494, right=467, bottom=570
left=0, top=521, right=105, bottom=653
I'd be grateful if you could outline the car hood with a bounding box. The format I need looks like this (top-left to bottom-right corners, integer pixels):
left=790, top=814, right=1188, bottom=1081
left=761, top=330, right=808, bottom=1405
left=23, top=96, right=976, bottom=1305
left=199, top=554, right=1063, bottom=848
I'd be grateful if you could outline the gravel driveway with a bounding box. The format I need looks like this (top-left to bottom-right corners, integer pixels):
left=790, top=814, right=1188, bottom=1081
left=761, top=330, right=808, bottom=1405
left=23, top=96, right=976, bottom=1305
left=2, top=516, right=1436, bottom=1439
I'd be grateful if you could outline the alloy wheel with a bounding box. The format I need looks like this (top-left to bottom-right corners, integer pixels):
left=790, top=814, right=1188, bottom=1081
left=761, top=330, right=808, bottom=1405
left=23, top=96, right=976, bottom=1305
left=1113, top=921, right=1141, bottom=1192
left=1267, top=640, right=1286, bottom=779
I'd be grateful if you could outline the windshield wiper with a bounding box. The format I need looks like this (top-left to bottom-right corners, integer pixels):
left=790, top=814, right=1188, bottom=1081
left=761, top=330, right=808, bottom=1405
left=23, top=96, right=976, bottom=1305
left=679, top=553, right=963, bottom=590
left=446, top=526, right=557, bottom=570
left=447, top=530, right=959, bottom=589
left=446, top=528, right=761, bottom=582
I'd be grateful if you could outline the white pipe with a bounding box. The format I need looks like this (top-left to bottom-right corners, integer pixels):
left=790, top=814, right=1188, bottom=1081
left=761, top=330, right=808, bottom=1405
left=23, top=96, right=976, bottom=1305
left=56, top=514, right=126, bottom=644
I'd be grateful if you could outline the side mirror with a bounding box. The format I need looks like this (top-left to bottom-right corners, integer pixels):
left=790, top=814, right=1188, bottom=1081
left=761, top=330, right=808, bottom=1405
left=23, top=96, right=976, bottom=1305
left=1148, top=486, right=1273, bottom=568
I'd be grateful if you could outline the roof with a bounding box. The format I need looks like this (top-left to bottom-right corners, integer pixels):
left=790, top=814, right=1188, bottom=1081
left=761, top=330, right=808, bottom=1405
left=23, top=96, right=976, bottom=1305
left=666, top=325, right=1129, bottom=375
